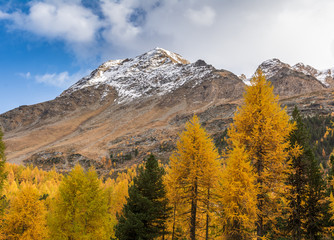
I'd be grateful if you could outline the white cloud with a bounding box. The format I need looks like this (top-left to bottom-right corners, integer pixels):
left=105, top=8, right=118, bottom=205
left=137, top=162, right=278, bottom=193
left=35, top=71, right=86, bottom=87
left=264, top=0, right=334, bottom=71
left=5, top=0, right=101, bottom=43
left=18, top=72, right=31, bottom=79
left=2, top=0, right=334, bottom=78
left=0, top=10, right=10, bottom=19
left=100, top=0, right=141, bottom=44
left=125, top=0, right=334, bottom=77
left=186, top=6, right=216, bottom=27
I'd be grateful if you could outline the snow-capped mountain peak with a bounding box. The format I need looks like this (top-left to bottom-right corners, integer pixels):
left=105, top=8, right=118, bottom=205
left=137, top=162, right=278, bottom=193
left=151, top=47, right=190, bottom=64
left=292, top=63, right=334, bottom=87
left=61, top=48, right=213, bottom=103
left=257, top=58, right=291, bottom=79
left=241, top=58, right=334, bottom=87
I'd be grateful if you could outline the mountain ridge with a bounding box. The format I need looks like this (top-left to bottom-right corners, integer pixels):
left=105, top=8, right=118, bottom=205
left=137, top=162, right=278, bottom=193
left=250, top=58, right=334, bottom=88
left=62, top=47, right=215, bottom=104
left=1, top=48, right=333, bottom=174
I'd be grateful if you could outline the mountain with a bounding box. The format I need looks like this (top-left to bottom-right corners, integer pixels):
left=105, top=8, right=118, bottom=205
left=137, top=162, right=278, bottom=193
left=1, top=48, right=334, bottom=174
left=251, top=58, right=334, bottom=95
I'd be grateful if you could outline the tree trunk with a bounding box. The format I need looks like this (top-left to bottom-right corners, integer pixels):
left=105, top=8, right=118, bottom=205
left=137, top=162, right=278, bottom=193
left=206, top=188, right=210, bottom=240
left=256, top=149, right=264, bottom=240
left=257, top=207, right=263, bottom=240
left=190, top=177, right=198, bottom=240
left=172, top=202, right=176, bottom=240
left=294, top=165, right=302, bottom=240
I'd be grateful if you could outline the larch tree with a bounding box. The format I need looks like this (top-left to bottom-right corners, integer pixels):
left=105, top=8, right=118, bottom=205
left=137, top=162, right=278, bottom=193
left=164, top=166, right=185, bottom=240
left=227, top=70, right=294, bottom=239
left=165, top=115, right=221, bottom=240
left=324, top=155, right=334, bottom=237
left=104, top=166, right=137, bottom=239
left=329, top=191, right=334, bottom=234
left=48, top=164, right=111, bottom=240
left=1, top=182, right=49, bottom=240
left=219, top=143, right=258, bottom=239
left=115, top=154, right=170, bottom=240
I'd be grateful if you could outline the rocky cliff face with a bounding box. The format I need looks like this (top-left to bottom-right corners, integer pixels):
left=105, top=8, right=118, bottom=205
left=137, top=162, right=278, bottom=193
left=1, top=48, right=333, bottom=174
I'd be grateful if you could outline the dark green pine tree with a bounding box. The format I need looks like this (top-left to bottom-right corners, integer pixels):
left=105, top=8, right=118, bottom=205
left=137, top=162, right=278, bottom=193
left=115, top=154, right=171, bottom=240
left=286, top=106, right=310, bottom=240
left=303, top=147, right=326, bottom=240
left=286, top=107, right=326, bottom=240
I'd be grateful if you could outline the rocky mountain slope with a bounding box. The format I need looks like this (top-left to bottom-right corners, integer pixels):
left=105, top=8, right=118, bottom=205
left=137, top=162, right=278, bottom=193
left=1, top=48, right=333, bottom=174
left=253, top=58, right=334, bottom=91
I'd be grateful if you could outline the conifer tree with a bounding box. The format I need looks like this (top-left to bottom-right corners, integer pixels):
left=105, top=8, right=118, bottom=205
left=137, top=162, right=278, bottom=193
left=115, top=154, right=170, bottom=240
left=165, top=115, right=221, bottom=240
left=219, top=143, right=258, bottom=239
left=227, top=70, right=294, bottom=239
left=329, top=192, right=334, bottom=230
left=48, top=165, right=110, bottom=240
left=327, top=155, right=334, bottom=195
left=104, top=166, right=137, bottom=239
left=164, top=171, right=184, bottom=240
left=303, top=149, right=326, bottom=240
left=280, top=107, right=327, bottom=240
left=1, top=182, right=49, bottom=239
left=285, top=106, right=309, bottom=240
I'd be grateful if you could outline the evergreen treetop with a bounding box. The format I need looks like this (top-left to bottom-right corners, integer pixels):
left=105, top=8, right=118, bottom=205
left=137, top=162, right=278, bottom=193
left=115, top=154, right=170, bottom=240
left=285, top=106, right=327, bottom=240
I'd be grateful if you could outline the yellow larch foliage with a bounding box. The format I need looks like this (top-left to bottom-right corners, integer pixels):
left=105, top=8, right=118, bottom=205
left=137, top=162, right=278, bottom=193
left=165, top=115, right=222, bottom=240
left=219, top=143, right=258, bottom=239
left=104, top=167, right=137, bottom=239
left=48, top=165, right=111, bottom=240
left=2, top=164, right=62, bottom=207
left=227, top=70, right=294, bottom=237
left=1, top=182, right=49, bottom=240
left=164, top=164, right=188, bottom=239
left=330, top=192, right=334, bottom=221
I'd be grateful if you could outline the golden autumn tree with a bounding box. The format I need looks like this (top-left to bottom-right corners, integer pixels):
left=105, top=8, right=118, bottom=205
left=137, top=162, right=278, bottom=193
left=1, top=182, right=49, bottom=240
left=103, top=165, right=137, bottom=239
left=165, top=166, right=186, bottom=239
left=48, top=165, right=111, bottom=240
left=165, top=115, right=221, bottom=240
left=227, top=70, right=294, bottom=239
left=219, top=143, right=258, bottom=239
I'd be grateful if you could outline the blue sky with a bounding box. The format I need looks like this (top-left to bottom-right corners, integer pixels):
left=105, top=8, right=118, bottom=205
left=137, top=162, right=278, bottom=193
left=1, top=0, right=334, bottom=114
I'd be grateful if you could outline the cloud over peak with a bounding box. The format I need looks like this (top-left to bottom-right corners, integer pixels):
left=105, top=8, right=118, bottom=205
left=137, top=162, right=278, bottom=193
left=1, top=0, right=334, bottom=77
left=186, top=6, right=216, bottom=27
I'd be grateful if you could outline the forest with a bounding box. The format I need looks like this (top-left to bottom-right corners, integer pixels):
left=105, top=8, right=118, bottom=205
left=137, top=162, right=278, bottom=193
left=1, top=70, right=334, bottom=239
